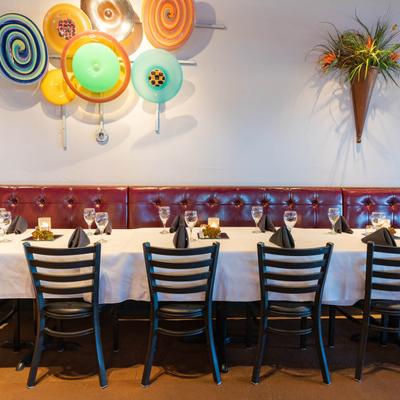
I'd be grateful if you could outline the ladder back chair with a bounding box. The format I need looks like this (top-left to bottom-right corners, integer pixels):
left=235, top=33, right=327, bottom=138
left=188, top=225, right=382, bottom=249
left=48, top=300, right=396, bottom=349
left=355, top=242, right=400, bottom=381
left=23, top=242, right=107, bottom=388
left=142, top=241, right=221, bottom=386
left=252, top=242, right=334, bottom=385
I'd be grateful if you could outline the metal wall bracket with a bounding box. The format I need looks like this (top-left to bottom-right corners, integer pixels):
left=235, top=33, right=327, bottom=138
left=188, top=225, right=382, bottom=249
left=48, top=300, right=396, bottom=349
left=61, top=105, right=67, bottom=150
left=96, top=103, right=109, bottom=145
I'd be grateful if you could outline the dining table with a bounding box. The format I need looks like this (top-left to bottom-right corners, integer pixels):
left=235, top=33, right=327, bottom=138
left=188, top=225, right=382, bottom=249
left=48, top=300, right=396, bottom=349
left=0, top=227, right=399, bottom=306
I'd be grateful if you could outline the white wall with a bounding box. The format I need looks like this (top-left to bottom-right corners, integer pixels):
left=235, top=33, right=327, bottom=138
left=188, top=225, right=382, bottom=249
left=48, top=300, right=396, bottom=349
left=1, top=0, right=400, bottom=186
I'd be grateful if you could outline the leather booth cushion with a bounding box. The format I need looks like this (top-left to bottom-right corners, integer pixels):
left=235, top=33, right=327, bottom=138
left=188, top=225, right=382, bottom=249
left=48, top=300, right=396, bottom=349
left=0, top=186, right=128, bottom=228
left=343, top=188, right=400, bottom=229
left=128, top=187, right=343, bottom=229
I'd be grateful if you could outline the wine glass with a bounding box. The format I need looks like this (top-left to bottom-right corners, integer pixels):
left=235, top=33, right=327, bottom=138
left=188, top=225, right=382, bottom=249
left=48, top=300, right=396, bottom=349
left=283, top=210, right=297, bottom=232
left=327, top=208, right=340, bottom=234
left=251, top=206, right=263, bottom=233
left=95, top=212, right=109, bottom=243
left=159, top=206, right=170, bottom=234
left=83, top=208, right=96, bottom=235
left=184, top=210, right=198, bottom=241
left=0, top=210, right=12, bottom=243
left=370, top=212, right=386, bottom=230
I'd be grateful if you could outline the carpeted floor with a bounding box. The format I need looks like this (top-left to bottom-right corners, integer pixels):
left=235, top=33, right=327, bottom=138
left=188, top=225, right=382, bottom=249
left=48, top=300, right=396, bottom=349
left=0, top=305, right=399, bottom=400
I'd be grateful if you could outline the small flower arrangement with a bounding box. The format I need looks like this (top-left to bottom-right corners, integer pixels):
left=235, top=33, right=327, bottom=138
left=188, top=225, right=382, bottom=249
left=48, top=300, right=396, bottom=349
left=315, top=16, right=400, bottom=83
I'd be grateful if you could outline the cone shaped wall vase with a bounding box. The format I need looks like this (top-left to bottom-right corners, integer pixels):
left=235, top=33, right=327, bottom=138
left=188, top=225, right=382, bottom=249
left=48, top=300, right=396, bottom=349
left=351, top=67, right=378, bottom=143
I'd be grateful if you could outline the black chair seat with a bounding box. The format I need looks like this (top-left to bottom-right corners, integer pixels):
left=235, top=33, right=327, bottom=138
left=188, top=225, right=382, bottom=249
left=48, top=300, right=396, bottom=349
left=158, top=303, right=205, bottom=318
left=269, top=301, right=313, bottom=317
left=44, top=301, right=92, bottom=319
left=359, top=300, right=400, bottom=315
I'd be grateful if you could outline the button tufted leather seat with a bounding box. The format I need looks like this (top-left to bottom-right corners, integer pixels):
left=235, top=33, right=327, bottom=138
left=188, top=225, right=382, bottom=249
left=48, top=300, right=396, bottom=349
left=0, top=186, right=128, bottom=228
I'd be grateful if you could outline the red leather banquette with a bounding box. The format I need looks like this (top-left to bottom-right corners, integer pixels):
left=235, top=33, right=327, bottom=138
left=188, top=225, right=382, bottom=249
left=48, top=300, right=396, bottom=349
left=0, top=186, right=399, bottom=230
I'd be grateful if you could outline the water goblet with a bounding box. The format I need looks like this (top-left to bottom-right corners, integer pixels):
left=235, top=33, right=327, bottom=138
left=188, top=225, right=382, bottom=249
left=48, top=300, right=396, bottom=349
left=159, top=206, right=170, bottom=234
left=184, top=210, right=198, bottom=241
left=371, top=212, right=386, bottom=230
left=283, top=210, right=297, bottom=232
left=84, top=208, right=96, bottom=235
left=0, top=210, right=12, bottom=243
left=95, top=212, right=109, bottom=243
left=327, top=208, right=340, bottom=234
left=251, top=206, right=263, bottom=233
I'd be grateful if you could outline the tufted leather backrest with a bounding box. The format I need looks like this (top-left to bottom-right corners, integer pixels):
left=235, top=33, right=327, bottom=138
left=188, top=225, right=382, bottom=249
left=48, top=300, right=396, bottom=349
left=0, top=186, right=128, bottom=228
left=128, top=187, right=343, bottom=229
left=342, top=188, right=400, bottom=228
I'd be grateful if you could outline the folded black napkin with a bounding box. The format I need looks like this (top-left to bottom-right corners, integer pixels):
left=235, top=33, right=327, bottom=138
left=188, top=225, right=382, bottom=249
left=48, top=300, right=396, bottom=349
left=95, top=222, right=112, bottom=235
left=257, top=214, right=276, bottom=233
left=169, top=215, right=187, bottom=233
left=6, top=215, right=28, bottom=234
left=173, top=224, right=189, bottom=248
left=269, top=225, right=295, bottom=248
left=68, top=227, right=90, bottom=248
left=362, top=227, right=397, bottom=247
left=334, top=216, right=353, bottom=234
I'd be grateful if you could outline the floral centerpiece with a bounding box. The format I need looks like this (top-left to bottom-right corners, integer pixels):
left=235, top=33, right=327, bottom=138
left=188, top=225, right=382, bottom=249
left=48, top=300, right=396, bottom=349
left=315, top=16, right=400, bottom=142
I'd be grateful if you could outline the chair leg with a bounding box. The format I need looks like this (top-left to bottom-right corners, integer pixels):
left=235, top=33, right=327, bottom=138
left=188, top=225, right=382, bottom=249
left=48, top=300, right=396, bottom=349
left=13, top=299, right=21, bottom=352
left=251, top=311, right=268, bottom=384
left=328, top=306, right=336, bottom=348
left=206, top=312, right=221, bottom=385
left=245, top=303, right=253, bottom=348
left=312, top=311, right=331, bottom=384
left=112, top=304, right=120, bottom=352
left=141, top=320, right=158, bottom=387
left=56, top=320, right=65, bottom=352
left=216, top=303, right=228, bottom=373
left=93, top=313, right=108, bottom=388
left=27, top=327, right=45, bottom=388
left=300, top=317, right=307, bottom=350
left=355, top=313, right=370, bottom=381
left=380, top=314, right=389, bottom=346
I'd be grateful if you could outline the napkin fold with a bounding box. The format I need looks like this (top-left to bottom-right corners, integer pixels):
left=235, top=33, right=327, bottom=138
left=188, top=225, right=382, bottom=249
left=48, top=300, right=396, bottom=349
left=169, top=215, right=187, bottom=233
left=334, top=216, right=353, bottom=234
left=257, top=214, right=276, bottom=233
left=94, top=222, right=112, bottom=235
left=362, top=227, right=397, bottom=247
left=6, top=215, right=28, bottom=234
left=269, top=225, right=295, bottom=248
left=68, top=227, right=90, bottom=248
left=173, top=224, right=189, bottom=248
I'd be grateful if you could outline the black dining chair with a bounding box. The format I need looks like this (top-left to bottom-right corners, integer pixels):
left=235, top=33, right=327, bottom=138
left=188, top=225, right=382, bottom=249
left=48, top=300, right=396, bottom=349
left=23, top=242, right=107, bottom=388
left=141, top=241, right=221, bottom=386
left=355, top=242, right=400, bottom=381
left=251, top=242, right=334, bottom=385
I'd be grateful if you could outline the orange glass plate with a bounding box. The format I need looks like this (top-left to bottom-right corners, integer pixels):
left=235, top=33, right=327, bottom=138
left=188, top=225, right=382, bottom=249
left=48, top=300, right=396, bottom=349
left=43, top=3, right=92, bottom=54
left=142, top=0, right=195, bottom=51
left=61, top=31, right=131, bottom=103
left=40, top=68, right=76, bottom=105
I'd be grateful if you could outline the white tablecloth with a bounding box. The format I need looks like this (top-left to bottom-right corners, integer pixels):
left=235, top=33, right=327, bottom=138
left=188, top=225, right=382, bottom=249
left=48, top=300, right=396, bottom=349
left=0, top=227, right=399, bottom=306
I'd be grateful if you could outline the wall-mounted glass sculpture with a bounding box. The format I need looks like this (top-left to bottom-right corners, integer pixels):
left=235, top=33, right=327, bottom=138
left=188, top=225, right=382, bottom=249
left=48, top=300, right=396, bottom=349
left=142, top=0, right=195, bottom=51
left=43, top=3, right=92, bottom=54
left=80, top=0, right=136, bottom=42
left=0, top=13, right=48, bottom=85
left=61, top=31, right=131, bottom=103
left=40, top=68, right=76, bottom=150
left=131, top=49, right=183, bottom=103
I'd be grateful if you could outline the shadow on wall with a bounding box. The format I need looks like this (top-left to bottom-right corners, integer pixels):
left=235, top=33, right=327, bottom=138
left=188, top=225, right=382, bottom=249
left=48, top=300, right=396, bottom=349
left=175, top=1, right=218, bottom=60
left=0, top=78, right=41, bottom=111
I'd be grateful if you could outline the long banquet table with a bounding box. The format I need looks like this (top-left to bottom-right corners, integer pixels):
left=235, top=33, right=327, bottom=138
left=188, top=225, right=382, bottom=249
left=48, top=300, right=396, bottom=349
left=0, top=227, right=399, bottom=306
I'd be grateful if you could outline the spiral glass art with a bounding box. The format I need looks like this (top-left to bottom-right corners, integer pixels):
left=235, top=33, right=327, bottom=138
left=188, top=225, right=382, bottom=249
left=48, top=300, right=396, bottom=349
left=142, top=0, right=195, bottom=51
left=0, top=13, right=48, bottom=85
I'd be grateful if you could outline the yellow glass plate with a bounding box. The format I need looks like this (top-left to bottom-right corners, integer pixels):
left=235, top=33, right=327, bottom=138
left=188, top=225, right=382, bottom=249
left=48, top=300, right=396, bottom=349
left=40, top=69, right=76, bottom=105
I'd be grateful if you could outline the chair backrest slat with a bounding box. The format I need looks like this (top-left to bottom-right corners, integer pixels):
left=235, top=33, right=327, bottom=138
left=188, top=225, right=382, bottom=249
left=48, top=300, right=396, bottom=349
left=23, top=242, right=101, bottom=312
left=365, top=242, right=400, bottom=298
left=143, top=242, right=220, bottom=306
left=257, top=242, right=334, bottom=303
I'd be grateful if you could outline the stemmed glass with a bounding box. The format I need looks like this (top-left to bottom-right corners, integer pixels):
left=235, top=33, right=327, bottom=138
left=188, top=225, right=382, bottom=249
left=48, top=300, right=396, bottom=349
left=0, top=210, right=12, bottom=243
left=95, top=212, right=109, bottom=243
left=327, top=208, right=340, bottom=234
left=283, top=210, right=297, bottom=232
left=159, top=206, right=170, bottom=234
left=83, top=208, right=96, bottom=235
left=370, top=212, right=386, bottom=230
left=184, top=210, right=198, bottom=241
left=251, top=206, right=263, bottom=233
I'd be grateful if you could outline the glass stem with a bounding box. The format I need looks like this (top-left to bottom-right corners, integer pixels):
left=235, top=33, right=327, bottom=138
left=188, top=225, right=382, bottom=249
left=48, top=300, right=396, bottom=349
left=190, top=227, right=193, bottom=240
